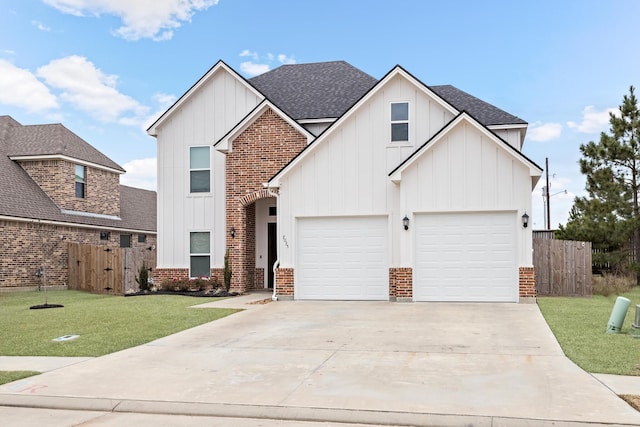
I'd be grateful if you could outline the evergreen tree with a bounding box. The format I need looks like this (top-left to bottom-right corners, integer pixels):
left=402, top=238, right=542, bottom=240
left=559, top=86, right=640, bottom=281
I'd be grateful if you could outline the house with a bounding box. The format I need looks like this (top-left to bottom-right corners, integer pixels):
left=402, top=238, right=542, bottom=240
left=0, top=116, right=157, bottom=290
left=147, top=60, right=542, bottom=302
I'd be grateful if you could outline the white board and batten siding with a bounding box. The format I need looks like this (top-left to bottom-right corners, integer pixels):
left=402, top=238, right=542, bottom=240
left=156, top=68, right=262, bottom=269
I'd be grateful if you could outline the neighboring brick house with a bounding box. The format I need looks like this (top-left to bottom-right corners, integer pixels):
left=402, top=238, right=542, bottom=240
left=0, top=115, right=156, bottom=289
left=147, top=60, right=542, bottom=302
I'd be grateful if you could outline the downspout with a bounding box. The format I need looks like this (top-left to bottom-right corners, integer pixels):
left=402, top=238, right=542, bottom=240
left=265, top=186, right=280, bottom=301
left=272, top=259, right=280, bottom=301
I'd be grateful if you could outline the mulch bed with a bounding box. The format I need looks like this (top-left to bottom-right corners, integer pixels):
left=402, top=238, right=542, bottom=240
left=125, top=289, right=239, bottom=298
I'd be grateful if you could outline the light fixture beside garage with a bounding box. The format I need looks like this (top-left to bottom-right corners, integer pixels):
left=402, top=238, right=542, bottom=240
left=230, top=227, right=236, bottom=238
left=521, top=212, right=529, bottom=228
left=403, top=216, right=410, bottom=230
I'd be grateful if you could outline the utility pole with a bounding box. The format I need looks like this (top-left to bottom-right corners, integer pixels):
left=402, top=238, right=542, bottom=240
left=545, top=157, right=550, bottom=230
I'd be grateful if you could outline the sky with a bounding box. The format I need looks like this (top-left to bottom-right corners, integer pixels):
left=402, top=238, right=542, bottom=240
left=1, top=0, right=639, bottom=229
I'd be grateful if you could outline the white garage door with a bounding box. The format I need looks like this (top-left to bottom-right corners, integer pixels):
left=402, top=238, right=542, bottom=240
left=296, top=216, right=388, bottom=300
left=414, top=212, right=517, bottom=302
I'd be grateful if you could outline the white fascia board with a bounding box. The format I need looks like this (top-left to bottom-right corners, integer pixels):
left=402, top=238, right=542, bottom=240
left=0, top=215, right=156, bottom=234
left=146, top=60, right=264, bottom=137
left=9, top=154, right=124, bottom=175
left=488, top=123, right=529, bottom=146
left=389, top=113, right=542, bottom=183
left=270, top=66, right=456, bottom=185
left=298, top=118, right=337, bottom=124
left=214, top=100, right=314, bottom=153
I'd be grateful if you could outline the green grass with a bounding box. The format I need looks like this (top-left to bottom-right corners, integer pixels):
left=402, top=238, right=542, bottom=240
left=0, top=371, right=40, bottom=385
left=538, top=287, right=640, bottom=375
left=0, top=290, right=238, bottom=357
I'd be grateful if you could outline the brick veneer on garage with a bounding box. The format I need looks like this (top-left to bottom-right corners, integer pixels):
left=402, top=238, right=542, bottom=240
left=0, top=219, right=155, bottom=288
left=275, top=268, right=294, bottom=297
left=18, top=160, right=120, bottom=216
left=389, top=267, right=412, bottom=300
left=225, top=108, right=307, bottom=294
left=519, top=266, right=536, bottom=298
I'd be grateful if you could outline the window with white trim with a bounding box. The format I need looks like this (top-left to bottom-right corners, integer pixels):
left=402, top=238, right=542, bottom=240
left=189, top=146, right=210, bottom=193
left=190, top=232, right=210, bottom=278
left=75, top=164, right=86, bottom=198
left=391, top=102, right=409, bottom=142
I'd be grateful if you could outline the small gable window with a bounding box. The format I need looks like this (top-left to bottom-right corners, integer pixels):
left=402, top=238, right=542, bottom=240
left=190, top=146, right=210, bottom=193
left=391, top=102, right=409, bottom=142
left=75, top=165, right=86, bottom=198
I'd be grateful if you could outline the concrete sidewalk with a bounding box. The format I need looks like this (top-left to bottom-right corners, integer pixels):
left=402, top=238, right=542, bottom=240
left=1, top=295, right=640, bottom=426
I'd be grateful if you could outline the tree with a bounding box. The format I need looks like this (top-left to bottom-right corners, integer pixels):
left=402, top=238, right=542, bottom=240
left=559, top=86, right=640, bottom=282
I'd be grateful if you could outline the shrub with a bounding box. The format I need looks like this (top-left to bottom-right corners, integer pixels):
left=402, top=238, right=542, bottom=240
left=224, top=248, right=232, bottom=292
left=159, top=277, right=221, bottom=293
left=135, top=263, right=150, bottom=292
left=592, top=273, right=635, bottom=296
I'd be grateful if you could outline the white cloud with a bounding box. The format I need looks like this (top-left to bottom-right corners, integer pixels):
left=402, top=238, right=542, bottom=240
left=238, top=51, right=297, bottom=77
left=43, top=0, right=218, bottom=41
left=37, top=55, right=148, bottom=125
left=240, top=61, right=270, bottom=77
left=567, top=105, right=616, bottom=134
left=2, top=50, right=15, bottom=55
left=142, top=92, right=177, bottom=131
left=277, top=54, right=296, bottom=65
left=239, top=50, right=258, bottom=61
left=0, top=59, right=59, bottom=113
left=528, top=122, right=562, bottom=142
left=120, top=157, right=157, bottom=190
left=31, top=20, right=51, bottom=31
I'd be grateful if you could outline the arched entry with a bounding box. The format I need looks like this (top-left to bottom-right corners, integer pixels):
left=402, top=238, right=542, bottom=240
left=227, top=190, right=277, bottom=292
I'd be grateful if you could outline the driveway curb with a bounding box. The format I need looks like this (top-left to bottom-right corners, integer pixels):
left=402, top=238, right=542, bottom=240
left=0, top=394, right=636, bottom=427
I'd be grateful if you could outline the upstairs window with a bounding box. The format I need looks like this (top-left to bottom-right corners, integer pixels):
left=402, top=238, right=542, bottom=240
left=75, top=165, right=86, bottom=198
left=391, top=102, right=409, bottom=142
left=190, top=146, right=210, bottom=193
left=190, top=231, right=210, bottom=278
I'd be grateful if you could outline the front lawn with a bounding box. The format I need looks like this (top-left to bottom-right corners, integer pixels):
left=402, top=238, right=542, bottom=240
left=0, top=290, right=238, bottom=357
left=538, top=287, right=640, bottom=375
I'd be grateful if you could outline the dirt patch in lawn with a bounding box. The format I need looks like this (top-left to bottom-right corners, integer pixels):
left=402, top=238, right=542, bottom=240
left=621, top=395, right=640, bottom=411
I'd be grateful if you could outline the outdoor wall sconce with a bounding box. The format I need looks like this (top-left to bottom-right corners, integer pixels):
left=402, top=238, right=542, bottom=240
left=230, top=227, right=236, bottom=238
left=522, top=212, right=529, bottom=228
left=403, top=216, right=410, bottom=231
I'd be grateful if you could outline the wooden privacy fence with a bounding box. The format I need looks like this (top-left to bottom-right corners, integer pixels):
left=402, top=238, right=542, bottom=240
left=68, top=243, right=156, bottom=294
left=533, top=238, right=592, bottom=296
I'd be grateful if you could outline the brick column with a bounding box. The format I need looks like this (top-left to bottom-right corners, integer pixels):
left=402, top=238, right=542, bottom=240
left=389, top=267, right=412, bottom=302
left=275, top=268, right=294, bottom=299
left=519, top=266, right=536, bottom=300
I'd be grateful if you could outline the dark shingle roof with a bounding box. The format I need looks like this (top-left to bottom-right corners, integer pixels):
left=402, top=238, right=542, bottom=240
left=7, top=121, right=124, bottom=172
left=0, top=116, right=155, bottom=231
left=248, top=62, right=525, bottom=127
left=429, top=85, right=527, bottom=126
left=249, top=61, right=378, bottom=120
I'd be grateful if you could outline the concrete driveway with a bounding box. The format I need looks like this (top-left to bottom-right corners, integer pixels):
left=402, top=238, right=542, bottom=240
left=1, top=295, right=639, bottom=426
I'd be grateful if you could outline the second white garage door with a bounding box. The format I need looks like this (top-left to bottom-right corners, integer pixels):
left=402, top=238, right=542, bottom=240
left=296, top=216, right=388, bottom=300
left=414, top=212, right=517, bottom=302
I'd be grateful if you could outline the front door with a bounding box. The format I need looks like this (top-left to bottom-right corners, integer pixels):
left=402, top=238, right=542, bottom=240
left=267, top=222, right=277, bottom=288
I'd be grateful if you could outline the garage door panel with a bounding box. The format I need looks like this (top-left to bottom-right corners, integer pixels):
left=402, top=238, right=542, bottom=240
left=415, top=212, right=517, bottom=302
left=297, top=216, right=388, bottom=300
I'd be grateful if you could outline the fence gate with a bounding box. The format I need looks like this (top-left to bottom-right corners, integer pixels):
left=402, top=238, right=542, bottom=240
left=68, top=243, right=156, bottom=294
left=533, top=238, right=592, bottom=296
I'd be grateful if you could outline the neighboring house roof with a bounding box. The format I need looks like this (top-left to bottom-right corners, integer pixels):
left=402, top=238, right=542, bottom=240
left=5, top=119, right=124, bottom=172
left=429, top=85, right=527, bottom=126
left=0, top=116, right=156, bottom=232
left=248, top=61, right=378, bottom=121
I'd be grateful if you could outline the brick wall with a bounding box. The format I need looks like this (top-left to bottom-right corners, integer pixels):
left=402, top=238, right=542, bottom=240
left=519, top=266, right=536, bottom=298
left=389, top=267, right=412, bottom=299
left=0, top=219, right=155, bottom=288
left=225, top=108, right=307, bottom=294
left=275, top=268, right=294, bottom=297
left=18, top=160, right=120, bottom=216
